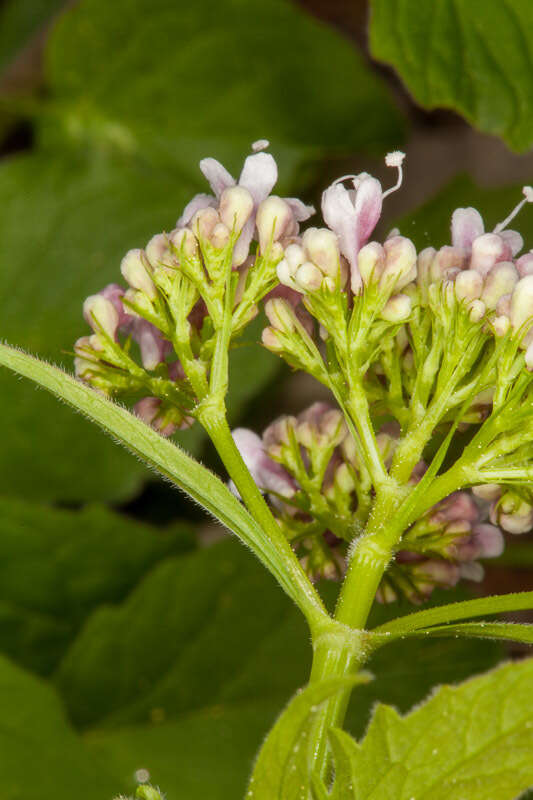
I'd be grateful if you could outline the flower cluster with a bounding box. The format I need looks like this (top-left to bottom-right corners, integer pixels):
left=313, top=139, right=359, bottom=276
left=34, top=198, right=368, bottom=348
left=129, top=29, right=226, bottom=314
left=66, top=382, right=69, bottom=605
left=232, top=403, right=506, bottom=600
left=75, top=142, right=533, bottom=604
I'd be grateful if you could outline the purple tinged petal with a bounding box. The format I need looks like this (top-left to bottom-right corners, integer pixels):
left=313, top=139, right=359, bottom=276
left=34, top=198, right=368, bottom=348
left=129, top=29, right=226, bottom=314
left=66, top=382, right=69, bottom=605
left=284, top=197, right=315, bottom=222
left=353, top=176, right=383, bottom=243
left=451, top=207, right=484, bottom=251
left=238, top=152, right=278, bottom=203
left=321, top=183, right=360, bottom=282
left=500, top=228, right=523, bottom=256
left=232, top=427, right=295, bottom=497
left=199, top=158, right=236, bottom=197
left=176, top=193, right=217, bottom=227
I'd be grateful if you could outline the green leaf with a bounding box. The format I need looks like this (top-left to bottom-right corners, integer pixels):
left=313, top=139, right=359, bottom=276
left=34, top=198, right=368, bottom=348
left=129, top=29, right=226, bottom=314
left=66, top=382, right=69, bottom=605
left=333, top=658, right=533, bottom=800
left=43, top=0, right=404, bottom=169
left=398, top=621, right=533, bottom=645
left=0, top=495, right=194, bottom=674
left=372, top=591, right=533, bottom=637
left=0, top=653, right=120, bottom=800
left=0, top=343, right=325, bottom=622
left=369, top=0, right=533, bottom=151
left=246, top=675, right=369, bottom=800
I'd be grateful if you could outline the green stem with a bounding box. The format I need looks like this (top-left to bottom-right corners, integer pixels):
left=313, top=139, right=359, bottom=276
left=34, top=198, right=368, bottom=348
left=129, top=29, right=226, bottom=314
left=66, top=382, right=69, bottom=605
left=199, top=409, right=328, bottom=632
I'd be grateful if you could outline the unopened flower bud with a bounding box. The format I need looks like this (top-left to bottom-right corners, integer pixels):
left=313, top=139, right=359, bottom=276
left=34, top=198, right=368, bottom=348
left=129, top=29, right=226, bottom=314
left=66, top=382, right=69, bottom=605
left=472, top=483, right=501, bottom=501
left=468, top=299, right=485, bottom=322
left=134, top=397, right=178, bottom=437
left=454, top=270, right=483, bottom=303
left=380, top=293, right=411, bottom=322
left=210, top=222, right=230, bottom=249
left=83, top=295, right=119, bottom=338
left=358, top=242, right=385, bottom=286
left=381, top=236, right=417, bottom=290
left=470, top=233, right=507, bottom=276
left=481, top=262, right=518, bottom=309
left=264, top=298, right=296, bottom=333
left=431, top=246, right=465, bottom=282
left=256, top=196, right=293, bottom=253
left=145, top=233, right=171, bottom=267
left=232, top=428, right=295, bottom=497
left=491, top=492, right=533, bottom=534
left=334, top=462, right=355, bottom=494
left=516, top=251, right=533, bottom=277
left=120, top=249, right=157, bottom=299
left=493, top=315, right=511, bottom=336
left=302, top=228, right=341, bottom=279
left=219, top=186, right=254, bottom=233
left=295, top=261, right=323, bottom=291
left=510, top=275, right=533, bottom=337
left=417, top=247, right=436, bottom=289
left=169, top=227, right=199, bottom=258
left=471, top=523, right=504, bottom=558
left=191, top=207, right=221, bottom=241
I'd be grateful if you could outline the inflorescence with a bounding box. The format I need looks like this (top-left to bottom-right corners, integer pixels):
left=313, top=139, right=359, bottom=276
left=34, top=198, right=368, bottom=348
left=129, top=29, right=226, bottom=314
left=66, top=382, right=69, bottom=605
left=75, top=141, right=533, bottom=604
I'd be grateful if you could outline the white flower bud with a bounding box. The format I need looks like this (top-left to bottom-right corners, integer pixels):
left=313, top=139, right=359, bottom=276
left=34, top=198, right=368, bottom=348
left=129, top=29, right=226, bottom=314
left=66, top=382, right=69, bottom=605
left=256, top=196, right=293, bottom=252
left=510, top=275, right=533, bottom=336
left=472, top=484, right=501, bottom=501
left=493, top=315, right=510, bottom=337
left=219, top=186, right=254, bottom=233
left=357, top=242, right=385, bottom=286
left=381, top=236, right=417, bottom=290
left=295, top=261, right=323, bottom=291
left=470, top=233, right=506, bottom=276
left=83, top=295, right=119, bottom=337
left=481, top=262, right=518, bottom=309
left=417, top=247, right=436, bottom=288
left=285, top=243, right=306, bottom=270
left=454, top=270, right=483, bottom=302
left=276, top=258, right=298, bottom=289
left=380, top=293, right=411, bottom=322
left=302, top=227, right=340, bottom=279
left=120, top=249, right=157, bottom=300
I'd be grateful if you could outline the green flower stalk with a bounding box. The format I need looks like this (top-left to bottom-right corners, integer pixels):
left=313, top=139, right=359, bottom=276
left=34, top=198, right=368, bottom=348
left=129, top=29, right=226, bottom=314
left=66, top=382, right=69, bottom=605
left=2, top=140, right=533, bottom=795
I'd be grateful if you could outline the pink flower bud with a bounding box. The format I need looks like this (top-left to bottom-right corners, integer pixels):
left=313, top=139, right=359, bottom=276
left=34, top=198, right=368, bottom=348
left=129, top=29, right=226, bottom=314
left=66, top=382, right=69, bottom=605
left=516, top=251, right=533, bottom=277
left=219, top=186, right=254, bottom=233
left=169, top=228, right=199, bottom=258
left=134, top=397, right=181, bottom=437
left=470, top=233, right=508, bottom=276
left=472, top=523, right=504, bottom=558
left=83, top=294, right=119, bottom=338
left=120, top=249, right=157, bottom=300
left=437, top=491, right=479, bottom=523
left=191, top=207, right=221, bottom=242
left=430, top=246, right=465, bottom=282
left=451, top=207, right=484, bottom=252
left=264, top=298, right=296, bottom=333
left=232, top=428, right=295, bottom=497
left=145, top=233, right=171, bottom=267
left=133, top=320, right=171, bottom=370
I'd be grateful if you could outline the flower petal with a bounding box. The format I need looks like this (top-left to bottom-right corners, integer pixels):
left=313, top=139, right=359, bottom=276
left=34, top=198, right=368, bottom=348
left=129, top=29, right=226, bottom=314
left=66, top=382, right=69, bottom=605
left=199, top=158, right=236, bottom=197
left=451, top=207, right=484, bottom=251
left=239, top=152, right=278, bottom=203
left=176, top=193, right=217, bottom=227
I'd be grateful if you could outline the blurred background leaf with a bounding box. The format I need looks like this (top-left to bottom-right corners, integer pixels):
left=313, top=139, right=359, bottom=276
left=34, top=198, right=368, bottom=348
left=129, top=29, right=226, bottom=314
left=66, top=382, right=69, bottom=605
left=369, top=0, right=533, bottom=152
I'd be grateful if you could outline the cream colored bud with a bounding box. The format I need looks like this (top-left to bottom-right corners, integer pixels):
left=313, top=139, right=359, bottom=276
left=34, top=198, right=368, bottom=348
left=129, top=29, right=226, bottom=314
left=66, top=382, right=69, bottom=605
left=264, top=298, right=296, bottom=333
left=302, top=227, right=340, bottom=279
left=454, top=270, right=483, bottom=303
left=481, top=262, right=518, bottom=309
left=219, top=186, right=254, bottom=233
left=380, top=293, right=411, bottom=322
left=357, top=242, right=385, bottom=286
left=276, top=258, right=298, bottom=289
left=417, top=247, right=436, bottom=288
left=83, top=295, right=119, bottom=337
left=285, top=243, right=306, bottom=270
left=211, top=222, right=230, bottom=249
left=256, top=196, right=293, bottom=252
left=510, top=275, right=533, bottom=335
left=120, top=249, right=157, bottom=299
left=145, top=233, right=170, bottom=266
left=261, top=326, right=283, bottom=351
left=493, top=315, right=510, bottom=336
left=468, top=299, right=486, bottom=322
left=191, top=207, right=221, bottom=241
left=295, top=262, right=323, bottom=291
left=473, top=484, right=501, bottom=501
left=381, top=236, right=417, bottom=291
left=169, top=227, right=198, bottom=258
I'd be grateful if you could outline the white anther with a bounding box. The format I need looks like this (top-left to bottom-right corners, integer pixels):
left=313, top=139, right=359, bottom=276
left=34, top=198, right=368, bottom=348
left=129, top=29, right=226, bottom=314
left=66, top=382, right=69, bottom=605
left=382, top=151, right=406, bottom=199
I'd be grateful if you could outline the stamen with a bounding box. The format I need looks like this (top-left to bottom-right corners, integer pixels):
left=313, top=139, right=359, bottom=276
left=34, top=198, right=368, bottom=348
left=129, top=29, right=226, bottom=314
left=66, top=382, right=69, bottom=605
left=382, top=151, right=406, bottom=199
left=494, top=186, right=533, bottom=233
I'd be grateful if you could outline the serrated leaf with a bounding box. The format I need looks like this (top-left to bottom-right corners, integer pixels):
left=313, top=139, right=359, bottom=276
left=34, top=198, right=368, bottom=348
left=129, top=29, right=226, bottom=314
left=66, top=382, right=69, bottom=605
left=0, top=495, right=194, bottom=674
left=0, top=653, right=120, bottom=800
left=43, top=0, right=404, bottom=170
left=369, top=0, right=533, bottom=151
left=337, top=658, right=533, bottom=800
left=246, top=675, right=369, bottom=800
